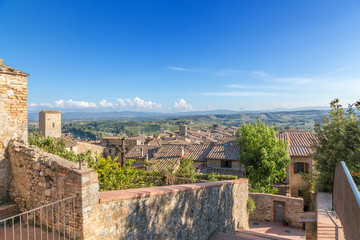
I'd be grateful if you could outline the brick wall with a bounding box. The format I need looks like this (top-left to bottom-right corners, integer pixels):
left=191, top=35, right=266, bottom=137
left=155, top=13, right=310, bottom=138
left=0, top=62, right=28, bottom=201
left=249, top=193, right=304, bottom=228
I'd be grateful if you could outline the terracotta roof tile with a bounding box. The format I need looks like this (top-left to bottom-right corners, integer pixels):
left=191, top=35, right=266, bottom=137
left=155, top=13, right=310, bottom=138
left=126, top=145, right=160, bottom=159
left=0, top=61, right=29, bottom=76
left=277, top=131, right=318, bottom=157
left=206, top=141, right=239, bottom=161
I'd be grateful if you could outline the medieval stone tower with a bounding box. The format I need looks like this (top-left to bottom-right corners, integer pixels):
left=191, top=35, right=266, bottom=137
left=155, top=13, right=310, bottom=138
left=39, top=110, right=62, bottom=138
left=0, top=59, right=29, bottom=200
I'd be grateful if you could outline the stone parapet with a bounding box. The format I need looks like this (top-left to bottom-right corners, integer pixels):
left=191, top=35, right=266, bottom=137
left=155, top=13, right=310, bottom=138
left=85, top=179, right=249, bottom=240
left=8, top=139, right=99, bottom=237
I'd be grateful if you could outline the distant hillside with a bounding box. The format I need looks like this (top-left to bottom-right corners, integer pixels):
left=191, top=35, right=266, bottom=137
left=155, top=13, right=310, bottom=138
left=28, top=109, right=331, bottom=141
left=28, top=108, right=329, bottom=121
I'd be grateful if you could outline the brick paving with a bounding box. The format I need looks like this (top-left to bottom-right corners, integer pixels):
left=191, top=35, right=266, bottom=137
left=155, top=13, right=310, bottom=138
left=211, top=221, right=306, bottom=240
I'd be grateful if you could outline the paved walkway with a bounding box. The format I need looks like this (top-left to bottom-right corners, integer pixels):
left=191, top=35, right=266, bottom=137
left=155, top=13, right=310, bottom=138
left=211, top=221, right=306, bottom=240
left=248, top=221, right=305, bottom=239
left=317, top=192, right=344, bottom=240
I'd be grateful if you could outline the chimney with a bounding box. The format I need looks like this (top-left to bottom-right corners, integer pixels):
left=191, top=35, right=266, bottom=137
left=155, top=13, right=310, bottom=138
left=180, top=146, right=185, bottom=158
left=0, top=59, right=3, bottom=64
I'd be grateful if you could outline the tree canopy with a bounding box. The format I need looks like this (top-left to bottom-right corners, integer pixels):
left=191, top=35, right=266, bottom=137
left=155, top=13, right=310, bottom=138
left=313, top=99, right=360, bottom=192
left=237, top=119, right=290, bottom=193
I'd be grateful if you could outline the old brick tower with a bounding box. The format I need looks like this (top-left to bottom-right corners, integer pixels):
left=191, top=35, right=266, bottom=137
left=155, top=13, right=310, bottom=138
left=39, top=110, right=62, bottom=138
left=0, top=59, right=29, bottom=200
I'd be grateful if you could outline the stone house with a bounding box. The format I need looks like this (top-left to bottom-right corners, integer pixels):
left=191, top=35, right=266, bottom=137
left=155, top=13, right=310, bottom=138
left=125, top=143, right=214, bottom=171
left=101, top=136, right=141, bottom=159
left=206, top=141, right=241, bottom=170
left=277, top=131, right=318, bottom=197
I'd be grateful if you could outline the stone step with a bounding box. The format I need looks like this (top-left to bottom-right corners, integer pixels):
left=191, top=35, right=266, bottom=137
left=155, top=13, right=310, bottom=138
left=0, top=204, right=18, bottom=220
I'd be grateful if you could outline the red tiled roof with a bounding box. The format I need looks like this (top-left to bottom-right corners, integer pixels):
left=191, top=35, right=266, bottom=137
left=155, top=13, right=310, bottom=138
left=126, top=145, right=160, bottom=159
left=0, top=61, right=29, bottom=76
left=146, top=144, right=214, bottom=171
left=149, top=145, right=184, bottom=171
left=277, top=131, right=318, bottom=157
left=206, top=141, right=239, bottom=161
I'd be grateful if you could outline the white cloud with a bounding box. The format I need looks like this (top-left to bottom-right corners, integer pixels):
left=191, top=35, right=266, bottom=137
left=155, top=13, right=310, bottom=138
left=251, top=71, right=270, bottom=78
left=30, top=97, right=162, bottom=110
left=116, top=99, right=127, bottom=107
left=167, top=66, right=240, bottom=76
left=174, top=99, right=193, bottom=110
left=328, top=66, right=352, bottom=74
left=29, top=99, right=97, bottom=109
left=65, top=99, right=97, bottom=108
left=167, top=66, right=189, bottom=71
left=201, top=91, right=275, bottom=97
left=99, top=99, right=114, bottom=107
left=118, top=97, right=162, bottom=110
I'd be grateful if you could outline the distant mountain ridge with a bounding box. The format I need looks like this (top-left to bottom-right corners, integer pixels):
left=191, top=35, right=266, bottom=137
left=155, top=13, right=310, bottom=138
left=28, top=107, right=330, bottom=121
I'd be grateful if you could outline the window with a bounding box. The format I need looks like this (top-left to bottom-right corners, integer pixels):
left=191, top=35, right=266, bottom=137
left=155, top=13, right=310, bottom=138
left=53, top=123, right=55, bottom=128
left=294, top=162, right=309, bottom=174
left=109, top=149, right=112, bottom=154
left=221, top=160, right=232, bottom=168
left=298, top=189, right=305, bottom=197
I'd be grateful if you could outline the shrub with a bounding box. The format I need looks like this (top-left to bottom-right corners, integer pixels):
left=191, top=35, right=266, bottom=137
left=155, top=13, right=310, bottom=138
left=247, top=196, right=256, bottom=214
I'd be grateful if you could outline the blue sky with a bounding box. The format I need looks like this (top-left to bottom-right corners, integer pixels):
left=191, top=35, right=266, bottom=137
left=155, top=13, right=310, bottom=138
left=1, top=0, right=360, bottom=112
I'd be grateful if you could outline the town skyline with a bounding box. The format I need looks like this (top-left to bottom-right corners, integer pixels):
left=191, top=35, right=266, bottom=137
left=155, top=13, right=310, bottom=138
left=1, top=0, right=360, bottom=112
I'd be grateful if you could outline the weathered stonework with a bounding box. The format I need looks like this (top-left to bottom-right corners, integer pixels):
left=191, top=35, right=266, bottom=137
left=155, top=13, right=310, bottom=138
left=0, top=60, right=29, bottom=201
left=8, top=139, right=99, bottom=237
left=249, top=193, right=304, bottom=228
left=86, top=179, right=249, bottom=240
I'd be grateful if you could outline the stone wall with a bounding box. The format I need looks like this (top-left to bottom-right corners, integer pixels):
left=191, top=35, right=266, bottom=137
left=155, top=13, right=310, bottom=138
left=86, top=179, right=249, bottom=240
left=8, top=139, right=99, bottom=237
left=207, top=159, right=242, bottom=169
left=0, top=62, right=28, bottom=201
left=249, top=193, right=304, bottom=228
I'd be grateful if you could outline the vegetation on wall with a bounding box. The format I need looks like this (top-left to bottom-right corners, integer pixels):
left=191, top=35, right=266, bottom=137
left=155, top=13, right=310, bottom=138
left=237, top=119, right=290, bottom=194
left=247, top=196, right=256, bottom=214
left=29, top=133, right=237, bottom=191
left=312, top=99, right=360, bottom=192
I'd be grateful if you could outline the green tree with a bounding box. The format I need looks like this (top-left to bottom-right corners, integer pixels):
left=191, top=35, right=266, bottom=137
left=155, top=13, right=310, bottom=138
left=237, top=119, right=290, bottom=193
left=312, top=99, right=360, bottom=192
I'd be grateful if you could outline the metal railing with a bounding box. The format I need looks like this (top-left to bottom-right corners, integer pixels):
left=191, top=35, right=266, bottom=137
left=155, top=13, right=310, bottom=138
left=333, top=161, right=360, bottom=240
left=0, top=195, right=77, bottom=240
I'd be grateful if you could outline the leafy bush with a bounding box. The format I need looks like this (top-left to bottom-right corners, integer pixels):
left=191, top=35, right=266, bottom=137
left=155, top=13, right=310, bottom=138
left=195, top=173, right=238, bottom=181
left=313, top=99, right=360, bottom=192
left=177, top=157, right=196, bottom=181
left=237, top=119, right=290, bottom=194
left=247, top=196, right=256, bottom=214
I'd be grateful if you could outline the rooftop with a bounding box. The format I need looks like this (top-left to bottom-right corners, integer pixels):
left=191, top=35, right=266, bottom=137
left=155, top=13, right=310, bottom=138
left=0, top=59, right=30, bottom=76
left=277, top=131, right=318, bottom=157
left=40, top=110, right=61, bottom=114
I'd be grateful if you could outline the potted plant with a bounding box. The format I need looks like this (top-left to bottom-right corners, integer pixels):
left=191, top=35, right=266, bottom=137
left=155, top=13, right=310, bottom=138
left=282, top=218, right=290, bottom=226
